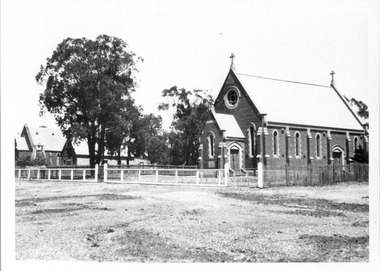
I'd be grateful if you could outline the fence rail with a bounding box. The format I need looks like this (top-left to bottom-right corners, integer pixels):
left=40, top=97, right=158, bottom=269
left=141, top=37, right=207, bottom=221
left=15, top=166, right=99, bottom=183
left=103, top=166, right=228, bottom=186
left=15, top=163, right=368, bottom=188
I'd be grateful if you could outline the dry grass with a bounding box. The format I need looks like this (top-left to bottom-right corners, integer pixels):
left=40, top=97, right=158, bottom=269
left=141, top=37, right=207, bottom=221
left=15, top=180, right=369, bottom=262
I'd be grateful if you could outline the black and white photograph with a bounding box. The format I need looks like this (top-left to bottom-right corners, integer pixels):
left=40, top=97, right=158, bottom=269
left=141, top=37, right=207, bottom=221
left=1, top=0, right=379, bottom=270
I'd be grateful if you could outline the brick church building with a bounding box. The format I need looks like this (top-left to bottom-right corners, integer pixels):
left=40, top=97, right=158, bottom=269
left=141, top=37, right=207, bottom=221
left=199, top=56, right=368, bottom=172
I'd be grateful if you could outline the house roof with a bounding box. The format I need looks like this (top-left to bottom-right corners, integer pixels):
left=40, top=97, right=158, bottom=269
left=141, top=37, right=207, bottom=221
left=15, top=134, right=29, bottom=151
left=26, top=126, right=67, bottom=152
left=212, top=112, right=244, bottom=138
left=234, top=71, right=363, bottom=131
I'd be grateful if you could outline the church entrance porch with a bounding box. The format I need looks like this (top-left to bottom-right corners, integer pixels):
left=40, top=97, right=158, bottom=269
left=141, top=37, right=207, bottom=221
left=332, top=145, right=345, bottom=166
left=227, top=142, right=243, bottom=173
left=230, top=149, right=240, bottom=171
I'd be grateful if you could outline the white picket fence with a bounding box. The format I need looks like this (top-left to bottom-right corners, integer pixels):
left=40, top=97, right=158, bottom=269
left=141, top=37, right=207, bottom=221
left=103, top=164, right=228, bottom=186
left=15, top=164, right=229, bottom=187
left=15, top=165, right=99, bottom=183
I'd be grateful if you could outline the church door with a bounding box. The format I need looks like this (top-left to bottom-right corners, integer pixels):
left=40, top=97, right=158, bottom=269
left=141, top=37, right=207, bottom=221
left=332, top=150, right=342, bottom=165
left=230, top=148, right=240, bottom=171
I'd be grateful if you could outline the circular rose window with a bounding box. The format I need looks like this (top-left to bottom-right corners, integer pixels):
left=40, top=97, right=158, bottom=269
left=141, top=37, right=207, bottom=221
left=224, top=87, right=240, bottom=108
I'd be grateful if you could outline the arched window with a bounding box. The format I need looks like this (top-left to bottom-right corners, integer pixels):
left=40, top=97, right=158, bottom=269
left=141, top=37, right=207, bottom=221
left=208, top=133, right=215, bottom=158
left=316, top=134, right=321, bottom=158
left=295, top=132, right=301, bottom=157
left=353, top=136, right=359, bottom=150
left=273, top=130, right=279, bottom=156
left=248, top=124, right=256, bottom=157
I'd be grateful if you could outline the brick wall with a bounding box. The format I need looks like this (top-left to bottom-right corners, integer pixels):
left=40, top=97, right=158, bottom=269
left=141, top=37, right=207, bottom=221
left=213, top=72, right=262, bottom=169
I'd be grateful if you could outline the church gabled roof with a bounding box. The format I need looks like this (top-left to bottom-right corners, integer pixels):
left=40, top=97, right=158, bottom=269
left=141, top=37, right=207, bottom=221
left=212, top=111, right=244, bottom=138
left=231, top=69, right=364, bottom=131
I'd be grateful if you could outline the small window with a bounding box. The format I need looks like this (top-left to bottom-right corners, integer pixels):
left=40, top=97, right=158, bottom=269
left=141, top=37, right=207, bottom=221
left=316, top=134, right=321, bottom=158
left=248, top=125, right=256, bottom=157
left=273, top=130, right=279, bottom=156
left=208, top=133, right=215, bottom=158
left=295, top=132, right=301, bottom=157
left=353, top=137, right=358, bottom=150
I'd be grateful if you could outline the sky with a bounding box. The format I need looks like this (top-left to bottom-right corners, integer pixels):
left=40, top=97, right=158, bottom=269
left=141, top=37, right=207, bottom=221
left=2, top=0, right=379, bottom=136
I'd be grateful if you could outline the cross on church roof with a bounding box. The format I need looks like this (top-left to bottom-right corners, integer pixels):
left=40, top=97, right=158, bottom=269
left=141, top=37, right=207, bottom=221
left=330, top=70, right=335, bottom=86
left=230, top=53, right=235, bottom=64
left=330, top=70, right=335, bottom=80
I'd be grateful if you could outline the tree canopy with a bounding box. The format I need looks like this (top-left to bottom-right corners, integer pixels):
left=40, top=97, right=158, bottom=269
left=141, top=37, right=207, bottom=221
left=350, top=98, right=369, bottom=120
left=36, top=35, right=142, bottom=167
left=159, top=86, right=213, bottom=165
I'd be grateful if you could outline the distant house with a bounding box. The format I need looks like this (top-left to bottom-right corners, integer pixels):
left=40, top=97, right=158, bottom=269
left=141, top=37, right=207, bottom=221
left=15, top=124, right=137, bottom=167
left=199, top=60, right=368, bottom=172
left=15, top=125, right=67, bottom=166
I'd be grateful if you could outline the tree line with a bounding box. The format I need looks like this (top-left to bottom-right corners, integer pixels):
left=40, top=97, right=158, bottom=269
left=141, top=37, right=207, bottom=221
left=31, top=35, right=213, bottom=167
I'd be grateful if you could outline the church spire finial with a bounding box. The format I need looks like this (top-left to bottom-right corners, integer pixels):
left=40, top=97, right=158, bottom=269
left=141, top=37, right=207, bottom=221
left=230, top=53, right=235, bottom=69
left=330, top=70, right=335, bottom=86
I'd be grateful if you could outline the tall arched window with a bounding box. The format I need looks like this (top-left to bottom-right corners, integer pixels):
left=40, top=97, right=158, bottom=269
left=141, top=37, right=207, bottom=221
left=353, top=136, right=358, bottom=150
left=273, top=130, right=279, bottom=156
left=316, top=134, right=321, bottom=158
left=295, top=132, right=301, bottom=157
left=208, top=133, right=215, bottom=158
left=248, top=124, right=256, bottom=157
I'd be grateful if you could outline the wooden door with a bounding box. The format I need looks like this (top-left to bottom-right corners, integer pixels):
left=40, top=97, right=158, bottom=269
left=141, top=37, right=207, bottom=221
left=230, top=149, right=240, bottom=170
left=332, top=151, right=342, bottom=165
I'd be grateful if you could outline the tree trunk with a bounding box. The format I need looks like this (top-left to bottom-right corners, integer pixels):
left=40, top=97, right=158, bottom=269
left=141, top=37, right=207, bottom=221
left=96, top=125, right=106, bottom=165
left=117, top=148, right=121, bottom=165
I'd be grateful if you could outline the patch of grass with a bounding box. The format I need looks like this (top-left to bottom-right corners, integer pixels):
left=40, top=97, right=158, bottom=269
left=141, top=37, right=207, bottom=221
left=297, top=234, right=369, bottom=262
left=111, top=228, right=234, bottom=262
left=95, top=194, right=140, bottom=201
left=181, top=208, right=205, bottom=216
left=273, top=209, right=346, bottom=218
left=31, top=208, right=83, bottom=215
left=352, top=220, right=369, bottom=227
left=16, top=193, right=139, bottom=207
left=218, top=192, right=368, bottom=212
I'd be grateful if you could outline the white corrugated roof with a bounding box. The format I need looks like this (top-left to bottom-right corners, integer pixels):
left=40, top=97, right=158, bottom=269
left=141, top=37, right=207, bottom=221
left=28, top=126, right=67, bottom=151
left=15, top=134, right=29, bottom=151
left=213, top=112, right=244, bottom=138
left=236, top=73, right=363, bottom=130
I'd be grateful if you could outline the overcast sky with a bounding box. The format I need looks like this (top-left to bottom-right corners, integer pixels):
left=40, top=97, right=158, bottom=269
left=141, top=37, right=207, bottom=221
left=2, top=0, right=379, bottom=135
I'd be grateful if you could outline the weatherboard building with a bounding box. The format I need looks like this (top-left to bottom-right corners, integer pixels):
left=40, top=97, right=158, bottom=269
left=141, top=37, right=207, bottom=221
left=199, top=58, right=368, bottom=172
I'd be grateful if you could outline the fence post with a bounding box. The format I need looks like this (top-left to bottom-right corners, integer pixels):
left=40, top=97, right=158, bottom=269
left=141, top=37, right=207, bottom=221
left=58, top=169, right=62, bottom=180
left=175, top=170, right=178, bottom=184
left=120, top=169, right=124, bottom=182
left=95, top=164, right=99, bottom=183
left=224, top=163, right=229, bottom=186
left=218, top=170, right=221, bottom=185
left=104, top=163, right=108, bottom=182
left=83, top=169, right=86, bottom=181
left=155, top=170, right=159, bottom=183
left=37, top=169, right=40, bottom=180
left=48, top=169, right=51, bottom=180
left=138, top=170, right=141, bottom=182
left=71, top=169, right=74, bottom=181
left=258, top=162, right=263, bottom=188
left=196, top=170, right=200, bottom=185
left=18, top=169, right=21, bottom=179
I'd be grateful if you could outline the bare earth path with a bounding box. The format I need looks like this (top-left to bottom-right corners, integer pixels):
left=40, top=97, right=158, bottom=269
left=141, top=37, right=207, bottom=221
left=15, top=180, right=369, bottom=262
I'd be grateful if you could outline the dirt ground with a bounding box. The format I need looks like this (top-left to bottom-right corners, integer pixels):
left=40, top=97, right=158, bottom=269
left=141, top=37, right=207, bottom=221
left=15, top=180, right=369, bottom=262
